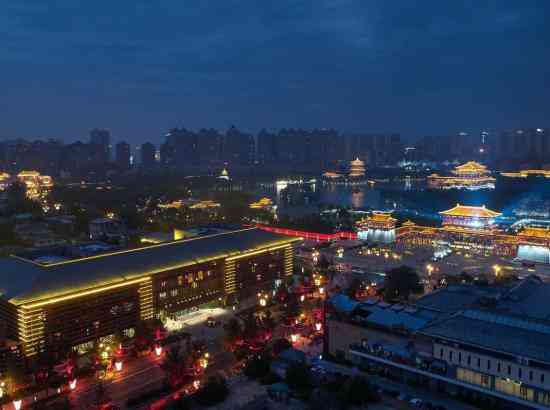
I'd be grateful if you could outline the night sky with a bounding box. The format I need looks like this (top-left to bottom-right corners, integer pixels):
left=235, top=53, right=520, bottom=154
left=1, top=1, right=549, bottom=144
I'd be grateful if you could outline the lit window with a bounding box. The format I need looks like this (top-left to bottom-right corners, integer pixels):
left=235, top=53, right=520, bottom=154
left=178, top=275, right=184, bottom=285
left=161, top=281, right=167, bottom=288
left=187, top=274, right=194, bottom=283
left=159, top=292, right=167, bottom=299
left=198, top=271, right=204, bottom=280
left=171, top=289, right=178, bottom=297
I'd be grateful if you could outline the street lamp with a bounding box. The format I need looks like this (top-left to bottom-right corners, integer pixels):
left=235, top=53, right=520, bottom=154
left=315, top=322, right=322, bottom=332
left=290, top=334, right=298, bottom=343
left=300, top=295, right=305, bottom=302
left=69, top=379, right=77, bottom=390
left=493, top=264, right=501, bottom=277
left=426, top=264, right=434, bottom=277
left=13, top=399, right=22, bottom=410
left=114, top=360, right=123, bottom=371
left=154, top=345, right=163, bottom=357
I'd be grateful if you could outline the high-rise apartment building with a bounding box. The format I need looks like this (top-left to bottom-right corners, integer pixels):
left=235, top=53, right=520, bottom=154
left=115, top=141, right=131, bottom=169
left=89, top=128, right=111, bottom=164
left=140, top=142, right=156, bottom=168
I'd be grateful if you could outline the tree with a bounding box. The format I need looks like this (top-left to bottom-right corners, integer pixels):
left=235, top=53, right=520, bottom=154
left=345, top=277, right=362, bottom=299
left=317, top=254, right=330, bottom=271
left=458, top=271, right=474, bottom=284
left=285, top=362, right=311, bottom=392
left=244, top=352, right=272, bottom=379
left=195, top=374, right=229, bottom=406
left=337, top=376, right=380, bottom=408
left=94, top=381, right=110, bottom=407
left=5, top=181, right=42, bottom=216
left=223, top=318, right=242, bottom=344
left=161, top=345, right=190, bottom=389
left=383, top=265, right=422, bottom=301
left=272, top=338, right=292, bottom=356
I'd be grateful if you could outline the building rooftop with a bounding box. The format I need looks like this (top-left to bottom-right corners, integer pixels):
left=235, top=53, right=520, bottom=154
left=452, top=161, right=489, bottom=173
left=498, top=275, right=550, bottom=321
left=420, top=309, right=550, bottom=365
left=439, top=204, right=501, bottom=218
left=0, top=228, right=300, bottom=306
left=415, top=284, right=501, bottom=314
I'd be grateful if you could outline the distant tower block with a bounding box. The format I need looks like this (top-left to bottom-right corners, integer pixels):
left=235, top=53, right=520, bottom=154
left=349, top=157, right=366, bottom=178
left=356, top=212, right=397, bottom=243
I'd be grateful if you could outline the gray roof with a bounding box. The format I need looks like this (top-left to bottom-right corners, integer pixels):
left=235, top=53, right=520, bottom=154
left=420, top=309, right=550, bottom=364
left=0, top=228, right=299, bottom=305
left=498, top=275, right=550, bottom=320
left=415, top=284, right=500, bottom=314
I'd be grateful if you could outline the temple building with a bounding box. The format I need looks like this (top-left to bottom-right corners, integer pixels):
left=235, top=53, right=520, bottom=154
left=348, top=158, right=366, bottom=178
left=439, top=204, right=502, bottom=230
left=395, top=204, right=550, bottom=260
left=356, top=212, right=397, bottom=243
left=218, top=167, right=230, bottom=181
left=249, top=197, right=275, bottom=211
left=517, top=227, right=550, bottom=264
left=0, top=171, right=53, bottom=200
left=427, top=161, right=495, bottom=190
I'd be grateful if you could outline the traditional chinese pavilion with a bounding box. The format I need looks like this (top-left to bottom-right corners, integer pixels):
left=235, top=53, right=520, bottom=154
left=439, top=204, right=501, bottom=230
left=357, top=212, right=397, bottom=243
left=428, top=161, right=495, bottom=190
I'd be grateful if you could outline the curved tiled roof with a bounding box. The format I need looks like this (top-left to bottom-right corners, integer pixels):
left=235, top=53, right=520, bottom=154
left=439, top=204, right=501, bottom=218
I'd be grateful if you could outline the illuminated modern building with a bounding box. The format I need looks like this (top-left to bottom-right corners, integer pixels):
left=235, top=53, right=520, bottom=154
left=349, top=158, right=366, bottom=178
left=428, top=161, right=495, bottom=190
left=356, top=212, right=397, bottom=243
left=0, top=228, right=299, bottom=356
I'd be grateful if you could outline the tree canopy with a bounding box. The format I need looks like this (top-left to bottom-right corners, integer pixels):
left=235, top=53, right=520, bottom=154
left=383, top=265, right=423, bottom=301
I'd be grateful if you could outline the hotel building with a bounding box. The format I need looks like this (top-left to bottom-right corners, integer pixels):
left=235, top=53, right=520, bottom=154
left=0, top=228, right=299, bottom=357
left=427, top=161, right=495, bottom=190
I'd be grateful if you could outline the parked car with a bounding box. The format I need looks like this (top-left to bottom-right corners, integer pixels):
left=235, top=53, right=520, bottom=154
left=409, top=397, right=423, bottom=407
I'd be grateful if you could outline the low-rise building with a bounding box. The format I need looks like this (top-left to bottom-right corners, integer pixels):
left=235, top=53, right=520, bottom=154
left=325, top=276, right=550, bottom=409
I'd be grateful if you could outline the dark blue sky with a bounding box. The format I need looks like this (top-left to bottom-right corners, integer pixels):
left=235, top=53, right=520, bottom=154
left=1, top=1, right=549, bottom=144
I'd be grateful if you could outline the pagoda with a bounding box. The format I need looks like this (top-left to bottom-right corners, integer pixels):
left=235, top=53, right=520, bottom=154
left=348, top=158, right=366, bottom=178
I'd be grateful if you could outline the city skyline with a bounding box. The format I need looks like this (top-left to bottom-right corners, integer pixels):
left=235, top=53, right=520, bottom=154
left=2, top=1, right=549, bottom=144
